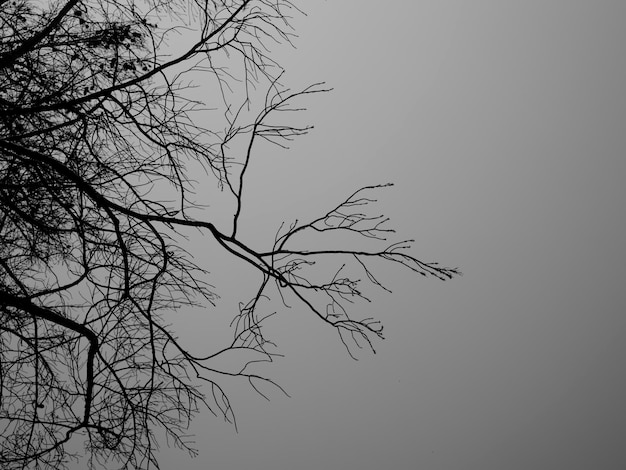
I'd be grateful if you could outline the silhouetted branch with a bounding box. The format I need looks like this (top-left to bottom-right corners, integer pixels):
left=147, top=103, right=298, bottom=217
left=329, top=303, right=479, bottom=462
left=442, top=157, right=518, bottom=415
left=0, top=1, right=458, bottom=468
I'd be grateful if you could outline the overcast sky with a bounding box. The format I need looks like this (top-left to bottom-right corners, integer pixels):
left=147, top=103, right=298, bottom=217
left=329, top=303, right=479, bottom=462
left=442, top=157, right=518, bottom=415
left=154, top=1, right=626, bottom=469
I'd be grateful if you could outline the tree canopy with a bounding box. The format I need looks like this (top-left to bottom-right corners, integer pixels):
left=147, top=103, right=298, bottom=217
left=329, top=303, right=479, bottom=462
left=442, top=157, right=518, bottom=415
left=0, top=0, right=459, bottom=468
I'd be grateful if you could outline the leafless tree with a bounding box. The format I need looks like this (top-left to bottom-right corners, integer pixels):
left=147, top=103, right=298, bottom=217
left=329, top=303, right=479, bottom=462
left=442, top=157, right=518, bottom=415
left=0, top=0, right=459, bottom=468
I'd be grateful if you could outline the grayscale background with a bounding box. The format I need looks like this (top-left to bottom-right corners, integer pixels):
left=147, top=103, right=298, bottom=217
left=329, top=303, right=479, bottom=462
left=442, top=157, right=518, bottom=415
left=154, top=1, right=626, bottom=469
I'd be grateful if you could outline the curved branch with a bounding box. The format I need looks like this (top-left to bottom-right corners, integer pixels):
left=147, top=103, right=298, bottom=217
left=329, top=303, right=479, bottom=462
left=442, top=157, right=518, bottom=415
left=0, top=290, right=98, bottom=427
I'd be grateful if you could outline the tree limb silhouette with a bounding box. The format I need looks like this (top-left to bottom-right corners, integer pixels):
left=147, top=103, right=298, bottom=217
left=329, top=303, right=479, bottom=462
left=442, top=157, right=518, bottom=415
left=0, top=1, right=459, bottom=468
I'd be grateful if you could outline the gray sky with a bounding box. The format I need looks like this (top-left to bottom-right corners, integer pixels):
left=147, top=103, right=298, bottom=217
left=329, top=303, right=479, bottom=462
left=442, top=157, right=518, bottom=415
left=157, top=1, right=626, bottom=469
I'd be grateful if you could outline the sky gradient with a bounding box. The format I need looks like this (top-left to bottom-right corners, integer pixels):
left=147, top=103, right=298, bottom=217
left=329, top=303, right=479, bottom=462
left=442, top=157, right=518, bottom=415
left=150, top=2, right=626, bottom=469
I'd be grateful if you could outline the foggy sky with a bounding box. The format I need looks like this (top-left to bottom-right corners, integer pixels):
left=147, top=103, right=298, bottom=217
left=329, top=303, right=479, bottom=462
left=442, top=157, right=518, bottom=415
left=152, top=2, right=626, bottom=469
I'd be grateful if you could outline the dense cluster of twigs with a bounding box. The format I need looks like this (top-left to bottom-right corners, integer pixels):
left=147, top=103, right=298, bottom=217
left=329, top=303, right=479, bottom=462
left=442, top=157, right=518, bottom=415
left=0, top=0, right=458, bottom=468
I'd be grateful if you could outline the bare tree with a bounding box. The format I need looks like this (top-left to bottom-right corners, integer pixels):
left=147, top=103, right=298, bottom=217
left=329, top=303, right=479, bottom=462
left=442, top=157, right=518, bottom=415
left=0, top=0, right=459, bottom=468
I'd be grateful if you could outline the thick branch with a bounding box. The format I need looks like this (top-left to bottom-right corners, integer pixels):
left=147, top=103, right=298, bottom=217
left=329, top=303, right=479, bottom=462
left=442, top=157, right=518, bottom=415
left=0, top=289, right=98, bottom=427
